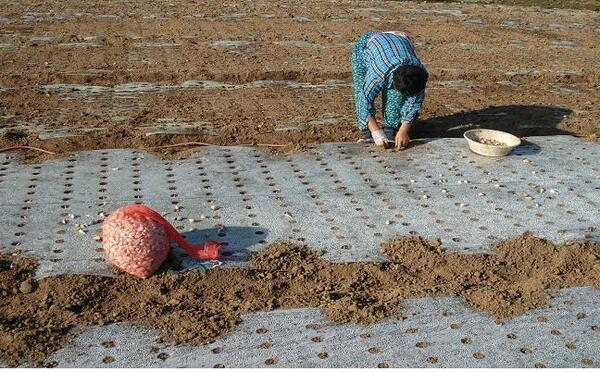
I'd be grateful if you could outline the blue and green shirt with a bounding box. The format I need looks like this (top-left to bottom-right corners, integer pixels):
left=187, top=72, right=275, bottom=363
left=360, top=32, right=426, bottom=128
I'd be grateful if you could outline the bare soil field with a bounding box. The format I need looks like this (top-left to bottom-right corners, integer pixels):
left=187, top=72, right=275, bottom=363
left=1, top=0, right=599, bottom=158
left=1, top=1, right=599, bottom=367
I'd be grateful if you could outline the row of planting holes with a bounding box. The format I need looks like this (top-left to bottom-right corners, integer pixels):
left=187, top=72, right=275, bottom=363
left=165, top=158, right=200, bottom=257
left=476, top=162, right=594, bottom=229
left=305, top=156, right=349, bottom=240
left=282, top=157, right=321, bottom=244
left=163, top=160, right=180, bottom=221
left=363, top=148, right=508, bottom=242
left=93, top=153, right=113, bottom=264
left=0, top=159, right=6, bottom=188
left=178, top=151, right=270, bottom=255
left=347, top=147, right=462, bottom=239
left=338, top=147, right=424, bottom=239
left=216, top=151, right=267, bottom=252
left=253, top=152, right=298, bottom=244
left=293, top=153, right=386, bottom=249
left=477, top=164, right=595, bottom=231
left=347, top=147, right=594, bottom=242
left=458, top=155, right=595, bottom=226
left=205, top=307, right=597, bottom=368
left=132, top=153, right=143, bottom=203
left=7, top=158, right=37, bottom=250
left=328, top=152, right=386, bottom=244
left=49, top=155, right=78, bottom=262
left=221, top=151, right=245, bottom=251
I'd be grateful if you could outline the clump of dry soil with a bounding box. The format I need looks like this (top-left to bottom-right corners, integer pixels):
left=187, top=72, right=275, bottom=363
left=1, top=234, right=599, bottom=367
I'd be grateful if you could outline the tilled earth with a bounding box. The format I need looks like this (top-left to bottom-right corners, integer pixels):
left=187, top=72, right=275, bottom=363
left=1, top=1, right=599, bottom=368
left=1, top=0, right=599, bottom=159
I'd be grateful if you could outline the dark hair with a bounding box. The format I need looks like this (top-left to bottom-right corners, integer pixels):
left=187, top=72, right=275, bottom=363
left=392, top=65, right=428, bottom=96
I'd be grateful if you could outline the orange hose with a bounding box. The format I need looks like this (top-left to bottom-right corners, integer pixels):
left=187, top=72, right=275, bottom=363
left=145, top=142, right=214, bottom=149
left=0, top=145, right=55, bottom=155
left=240, top=143, right=287, bottom=148
left=0, top=143, right=285, bottom=155
left=146, top=142, right=286, bottom=150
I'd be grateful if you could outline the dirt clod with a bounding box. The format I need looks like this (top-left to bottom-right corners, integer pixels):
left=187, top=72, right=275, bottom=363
left=18, top=280, right=35, bottom=294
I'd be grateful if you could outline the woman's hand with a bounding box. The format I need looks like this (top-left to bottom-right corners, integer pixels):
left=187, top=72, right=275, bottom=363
left=367, top=117, right=389, bottom=147
left=395, top=122, right=412, bottom=149
left=367, top=117, right=380, bottom=132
